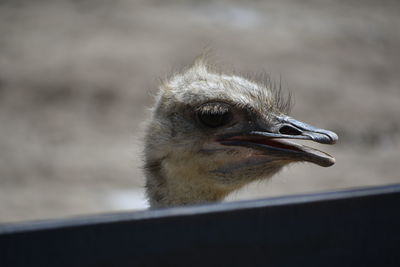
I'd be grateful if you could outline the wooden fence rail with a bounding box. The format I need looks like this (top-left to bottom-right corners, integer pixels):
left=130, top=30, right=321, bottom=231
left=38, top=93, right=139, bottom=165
left=1, top=184, right=400, bottom=267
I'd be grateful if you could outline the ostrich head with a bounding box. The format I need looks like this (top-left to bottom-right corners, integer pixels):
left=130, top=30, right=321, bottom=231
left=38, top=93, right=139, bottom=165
left=144, top=60, right=337, bottom=208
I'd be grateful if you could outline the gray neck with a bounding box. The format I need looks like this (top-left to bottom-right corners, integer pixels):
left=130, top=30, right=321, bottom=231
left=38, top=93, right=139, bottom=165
left=144, top=157, right=230, bottom=208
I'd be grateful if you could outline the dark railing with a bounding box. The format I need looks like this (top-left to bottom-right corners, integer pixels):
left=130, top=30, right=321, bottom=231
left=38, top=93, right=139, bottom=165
left=1, top=184, right=400, bottom=267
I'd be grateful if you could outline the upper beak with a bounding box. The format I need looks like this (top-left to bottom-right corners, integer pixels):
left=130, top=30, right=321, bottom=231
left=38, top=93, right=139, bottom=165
left=218, top=115, right=338, bottom=167
left=250, top=115, right=338, bottom=145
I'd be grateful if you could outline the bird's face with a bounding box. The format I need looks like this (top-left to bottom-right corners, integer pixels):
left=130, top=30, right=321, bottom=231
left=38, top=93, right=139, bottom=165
left=145, top=64, right=337, bottom=192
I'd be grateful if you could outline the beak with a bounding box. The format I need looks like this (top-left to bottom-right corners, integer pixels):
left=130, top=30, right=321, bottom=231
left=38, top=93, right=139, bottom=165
left=249, top=116, right=338, bottom=145
left=218, top=116, right=338, bottom=167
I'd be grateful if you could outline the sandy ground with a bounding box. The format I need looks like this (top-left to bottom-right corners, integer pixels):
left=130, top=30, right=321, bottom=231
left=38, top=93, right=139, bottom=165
left=0, top=0, right=399, bottom=223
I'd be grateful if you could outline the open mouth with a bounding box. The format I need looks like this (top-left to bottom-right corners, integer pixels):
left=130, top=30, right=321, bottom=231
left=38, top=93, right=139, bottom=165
left=216, top=115, right=338, bottom=167
left=219, top=135, right=336, bottom=167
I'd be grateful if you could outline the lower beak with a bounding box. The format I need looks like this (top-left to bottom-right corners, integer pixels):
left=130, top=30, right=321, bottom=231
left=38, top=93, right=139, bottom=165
left=219, top=116, right=338, bottom=167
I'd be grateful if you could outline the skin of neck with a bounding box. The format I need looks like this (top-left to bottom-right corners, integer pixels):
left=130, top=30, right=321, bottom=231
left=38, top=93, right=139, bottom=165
left=145, top=153, right=243, bottom=208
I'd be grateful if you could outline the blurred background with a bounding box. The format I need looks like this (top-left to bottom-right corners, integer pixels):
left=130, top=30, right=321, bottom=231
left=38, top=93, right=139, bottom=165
left=0, top=0, right=399, bottom=223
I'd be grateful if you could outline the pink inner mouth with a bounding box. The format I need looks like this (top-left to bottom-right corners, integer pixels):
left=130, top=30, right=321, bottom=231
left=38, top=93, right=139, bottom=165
left=224, top=136, right=304, bottom=152
left=218, top=134, right=336, bottom=167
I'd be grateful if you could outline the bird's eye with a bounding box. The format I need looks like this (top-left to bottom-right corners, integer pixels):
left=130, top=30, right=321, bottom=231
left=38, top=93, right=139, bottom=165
left=196, top=103, right=233, bottom=128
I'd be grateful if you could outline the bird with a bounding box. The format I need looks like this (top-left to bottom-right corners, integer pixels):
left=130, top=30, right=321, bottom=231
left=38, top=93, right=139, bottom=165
left=144, top=59, right=338, bottom=208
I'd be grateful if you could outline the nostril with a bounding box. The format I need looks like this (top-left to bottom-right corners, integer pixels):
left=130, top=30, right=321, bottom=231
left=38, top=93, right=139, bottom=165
left=279, top=125, right=302, bottom=136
